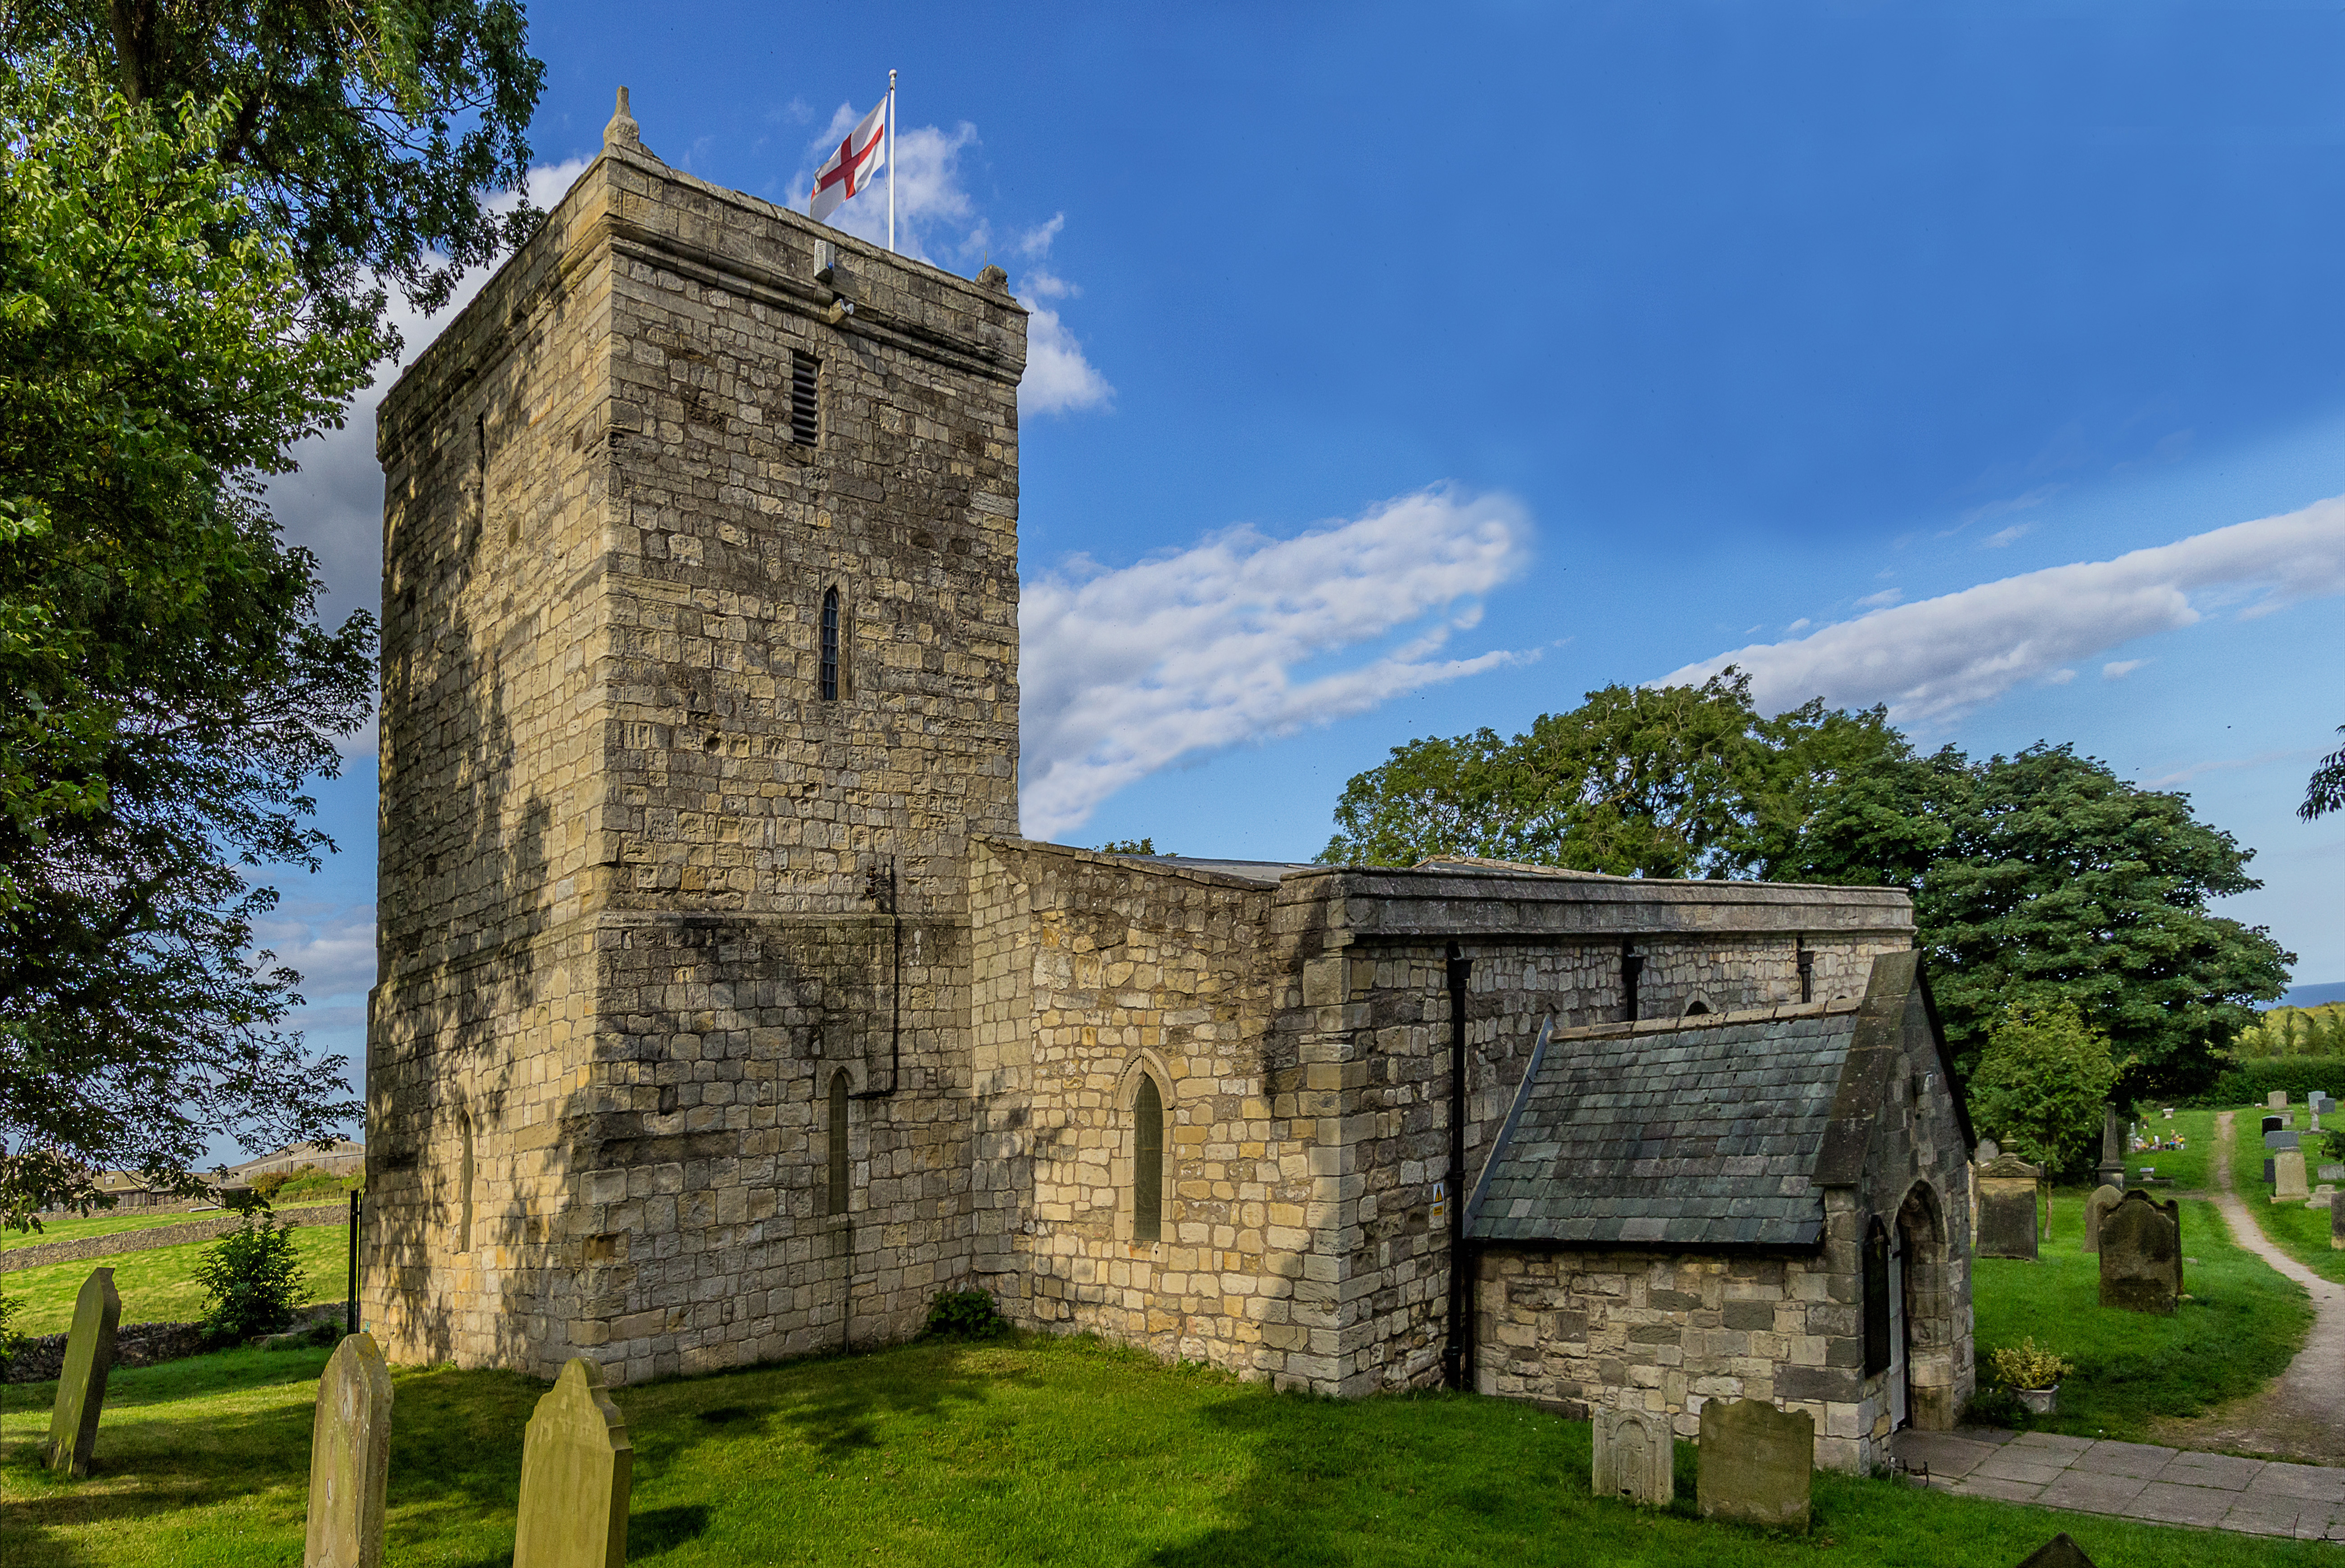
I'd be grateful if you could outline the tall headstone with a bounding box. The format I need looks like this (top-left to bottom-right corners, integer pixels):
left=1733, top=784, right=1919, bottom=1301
left=305, top=1333, right=393, bottom=1568
left=513, top=1358, right=633, bottom=1568
left=2082, top=1185, right=2122, bottom=1255
left=44, top=1267, right=120, bottom=1476
left=1697, top=1398, right=1811, bottom=1532
left=2095, top=1104, right=2125, bottom=1191
left=2274, top=1149, right=2310, bottom=1203
left=1592, top=1405, right=1673, bottom=1506
left=2270, top=1090, right=2289, bottom=1111
left=1976, top=1154, right=2042, bottom=1260
left=2098, top=1190, right=2182, bottom=1315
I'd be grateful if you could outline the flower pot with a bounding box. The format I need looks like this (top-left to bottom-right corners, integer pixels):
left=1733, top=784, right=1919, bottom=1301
left=2016, top=1385, right=2059, bottom=1415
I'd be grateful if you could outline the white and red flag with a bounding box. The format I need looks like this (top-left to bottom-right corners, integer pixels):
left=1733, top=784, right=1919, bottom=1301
left=810, top=97, right=888, bottom=226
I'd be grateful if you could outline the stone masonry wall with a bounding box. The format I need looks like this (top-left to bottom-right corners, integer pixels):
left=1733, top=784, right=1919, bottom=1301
left=970, top=841, right=1302, bottom=1382
left=370, top=126, right=1027, bottom=1381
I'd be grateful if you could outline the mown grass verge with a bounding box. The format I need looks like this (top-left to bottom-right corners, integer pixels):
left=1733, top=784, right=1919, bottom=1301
left=0, top=1226, right=350, bottom=1334
left=2, top=1334, right=2338, bottom=1568
left=1970, top=1190, right=2311, bottom=1439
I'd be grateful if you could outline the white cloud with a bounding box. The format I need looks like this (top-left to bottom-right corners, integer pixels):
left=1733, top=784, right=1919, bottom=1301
left=1855, top=588, right=1902, bottom=609
left=249, top=904, right=379, bottom=1000
left=1019, top=486, right=1535, bottom=838
left=2043, top=668, right=2077, bottom=685
left=2103, top=658, right=2148, bottom=680
left=1023, top=306, right=1114, bottom=414
left=1985, top=523, right=2033, bottom=548
left=1657, top=494, right=2345, bottom=720
left=2142, top=749, right=2309, bottom=789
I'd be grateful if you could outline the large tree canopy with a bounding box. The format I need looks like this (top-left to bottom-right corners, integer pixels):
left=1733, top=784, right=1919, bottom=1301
left=1321, top=679, right=2290, bottom=1095
left=9, top=0, right=543, bottom=339
left=0, top=59, right=381, bottom=1225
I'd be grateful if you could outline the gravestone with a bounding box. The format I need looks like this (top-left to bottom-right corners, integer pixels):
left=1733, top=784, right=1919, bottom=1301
left=2082, top=1184, right=2122, bottom=1255
left=2263, top=1115, right=2285, bottom=1135
left=2266, top=1130, right=2300, bottom=1151
left=2162, top=1107, right=2174, bottom=1120
left=2095, top=1104, right=2125, bottom=1190
left=1976, top=1153, right=2042, bottom=1260
left=305, top=1333, right=392, bottom=1568
left=1696, top=1398, right=1811, bottom=1532
left=2265, top=1158, right=2276, bottom=1184
left=1592, top=1405, right=1673, bottom=1506
left=2333, top=1195, right=2345, bottom=1250
left=1977, top=1137, right=2000, bottom=1161
left=513, top=1357, right=632, bottom=1568
left=2309, top=1185, right=2336, bottom=1211
left=2275, top=1149, right=2310, bottom=1203
left=2098, top=1190, right=2182, bottom=1315
left=2014, top=1533, right=2098, bottom=1568
left=2320, top=1164, right=2345, bottom=1183
left=44, top=1266, right=120, bottom=1476
left=2318, top=1095, right=2337, bottom=1115
left=2270, top=1090, right=2290, bottom=1110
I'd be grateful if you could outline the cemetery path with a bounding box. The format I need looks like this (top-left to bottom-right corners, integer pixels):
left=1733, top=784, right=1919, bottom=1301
left=2149, top=1111, right=2345, bottom=1465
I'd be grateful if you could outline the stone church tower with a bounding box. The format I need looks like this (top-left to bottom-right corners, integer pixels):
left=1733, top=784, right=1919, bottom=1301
left=365, top=97, right=1027, bottom=1376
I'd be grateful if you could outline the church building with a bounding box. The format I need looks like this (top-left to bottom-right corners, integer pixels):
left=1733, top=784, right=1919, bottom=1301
left=364, top=96, right=1975, bottom=1473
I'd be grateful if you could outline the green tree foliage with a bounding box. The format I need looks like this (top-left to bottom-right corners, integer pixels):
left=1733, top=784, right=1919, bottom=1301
left=1320, top=683, right=2289, bottom=1093
left=1965, top=1002, right=2122, bottom=1176
left=0, top=60, right=378, bottom=1226
left=194, top=1214, right=305, bottom=1341
left=1098, top=838, right=1168, bottom=856
left=9, top=0, right=545, bottom=341
left=2304, top=725, right=2345, bottom=822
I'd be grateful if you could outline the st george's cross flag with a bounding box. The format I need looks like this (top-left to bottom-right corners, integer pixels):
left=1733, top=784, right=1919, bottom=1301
left=810, top=98, right=887, bottom=225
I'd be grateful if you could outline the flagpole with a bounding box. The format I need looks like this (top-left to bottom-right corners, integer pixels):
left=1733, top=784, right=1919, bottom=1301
left=886, top=69, right=897, bottom=253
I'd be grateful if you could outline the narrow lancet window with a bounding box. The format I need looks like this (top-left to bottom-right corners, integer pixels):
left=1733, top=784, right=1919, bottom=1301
left=820, top=588, right=840, bottom=703
left=1863, top=1218, right=1892, bottom=1375
left=827, top=1070, right=850, bottom=1215
left=1134, top=1075, right=1164, bottom=1243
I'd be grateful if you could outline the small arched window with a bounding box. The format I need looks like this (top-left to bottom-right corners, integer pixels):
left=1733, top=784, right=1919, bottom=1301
left=1134, top=1075, right=1164, bottom=1244
left=1862, top=1217, right=1892, bottom=1375
left=456, top=1106, right=475, bottom=1253
left=820, top=587, right=840, bottom=703
left=826, top=1070, right=850, bottom=1215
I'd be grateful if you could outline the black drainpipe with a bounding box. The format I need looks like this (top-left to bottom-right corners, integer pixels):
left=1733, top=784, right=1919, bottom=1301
left=853, top=856, right=902, bottom=1100
left=1443, top=942, right=1475, bottom=1391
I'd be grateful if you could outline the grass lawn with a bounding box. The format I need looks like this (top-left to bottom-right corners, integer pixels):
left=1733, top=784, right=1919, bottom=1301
left=2225, top=1103, right=2345, bottom=1287
left=1, top=1212, right=229, bottom=1253
left=2120, top=1104, right=2218, bottom=1192
left=2, top=1335, right=2338, bottom=1568
left=1970, top=1191, right=2311, bottom=1440
left=0, top=1226, right=351, bottom=1334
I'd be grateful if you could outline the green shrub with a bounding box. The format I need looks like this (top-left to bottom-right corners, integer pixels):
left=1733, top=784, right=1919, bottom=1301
left=923, top=1288, right=1008, bottom=1339
left=249, top=1171, right=293, bottom=1203
left=1966, top=1003, right=2123, bottom=1176
left=0, top=1285, right=22, bottom=1379
left=1989, top=1338, right=2074, bottom=1390
left=194, top=1217, right=306, bottom=1342
left=2202, top=1055, right=2345, bottom=1107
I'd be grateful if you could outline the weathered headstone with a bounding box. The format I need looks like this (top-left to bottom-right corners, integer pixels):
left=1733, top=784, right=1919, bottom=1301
left=512, top=1357, right=632, bottom=1568
left=2014, top=1533, right=2098, bottom=1568
left=2322, top=1164, right=2345, bottom=1183
left=2263, top=1115, right=2285, bottom=1135
left=1976, top=1153, right=2042, bottom=1260
left=1977, top=1137, right=2001, bottom=1161
left=2309, top=1185, right=2336, bottom=1211
left=305, top=1333, right=392, bottom=1568
left=2275, top=1149, right=2310, bottom=1203
left=2095, top=1104, right=2125, bottom=1190
left=2266, top=1130, right=2300, bottom=1151
left=2333, top=1194, right=2345, bottom=1250
left=1696, top=1397, right=1811, bottom=1532
left=2082, top=1184, right=2122, bottom=1255
left=2099, top=1190, right=2182, bottom=1315
left=2265, top=1157, right=2276, bottom=1184
left=2270, top=1090, right=2290, bottom=1110
left=44, top=1267, right=121, bottom=1476
left=1592, top=1405, right=1673, bottom=1506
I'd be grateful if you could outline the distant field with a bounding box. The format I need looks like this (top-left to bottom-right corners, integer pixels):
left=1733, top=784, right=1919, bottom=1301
left=0, top=1212, right=217, bottom=1253
left=0, top=1226, right=351, bottom=1334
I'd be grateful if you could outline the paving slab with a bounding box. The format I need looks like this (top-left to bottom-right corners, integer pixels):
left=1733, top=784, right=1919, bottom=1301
left=1955, top=1474, right=2051, bottom=1505
left=2070, top=1440, right=2176, bottom=1479
left=2250, top=1462, right=2345, bottom=1503
left=2006, top=1430, right=2096, bottom=1455
left=1891, top=1431, right=2002, bottom=1479
left=2130, top=1480, right=2241, bottom=1528
left=2161, top=1451, right=2266, bottom=1491
left=2034, top=1470, right=2151, bottom=1514
left=1973, top=1450, right=2074, bottom=1486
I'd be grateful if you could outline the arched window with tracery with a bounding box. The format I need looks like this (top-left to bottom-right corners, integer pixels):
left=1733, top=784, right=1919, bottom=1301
left=826, top=1070, right=850, bottom=1215
left=1133, top=1075, right=1164, bottom=1243
left=820, top=587, right=840, bottom=703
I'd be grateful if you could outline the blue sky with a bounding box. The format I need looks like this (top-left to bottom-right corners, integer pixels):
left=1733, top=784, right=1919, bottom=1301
left=258, top=2, right=2345, bottom=1117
